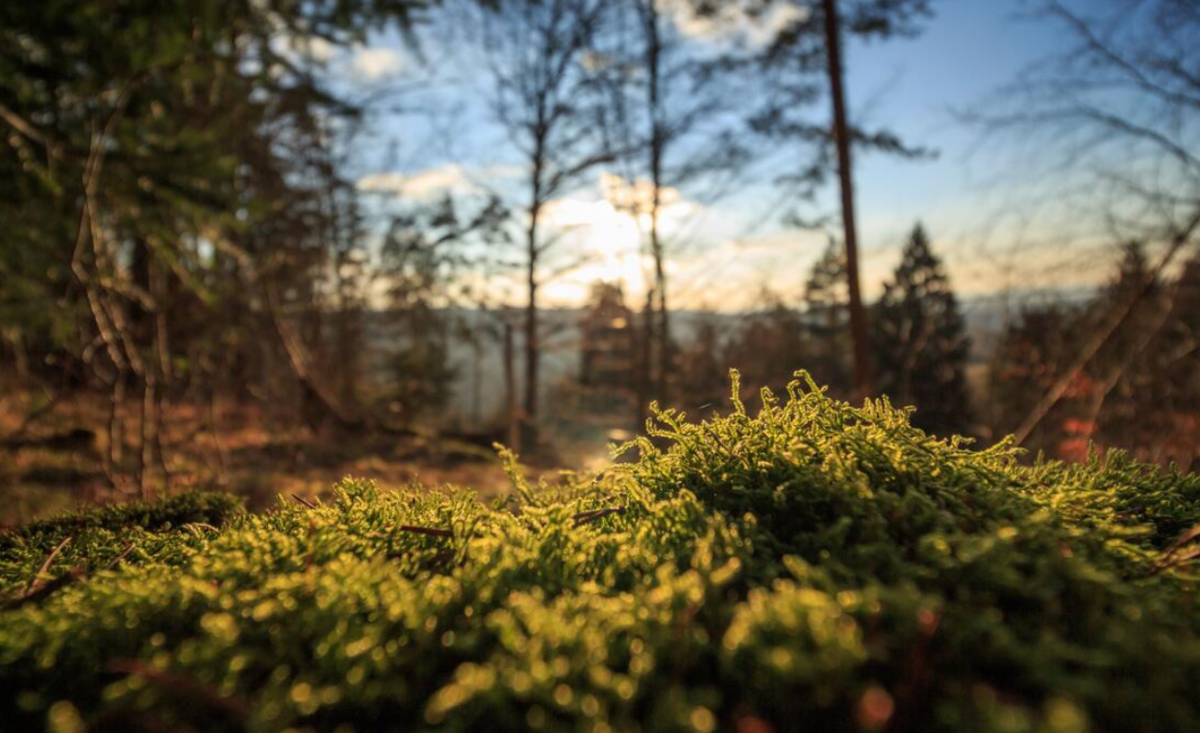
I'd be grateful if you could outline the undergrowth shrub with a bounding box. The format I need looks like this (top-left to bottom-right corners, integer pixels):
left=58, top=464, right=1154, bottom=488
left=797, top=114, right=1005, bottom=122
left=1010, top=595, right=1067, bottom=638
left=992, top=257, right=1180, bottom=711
left=2, top=372, right=1199, bottom=732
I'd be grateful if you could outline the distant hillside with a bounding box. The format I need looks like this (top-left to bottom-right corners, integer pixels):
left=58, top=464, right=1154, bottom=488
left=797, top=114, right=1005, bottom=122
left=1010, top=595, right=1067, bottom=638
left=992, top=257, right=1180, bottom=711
left=364, top=288, right=1098, bottom=426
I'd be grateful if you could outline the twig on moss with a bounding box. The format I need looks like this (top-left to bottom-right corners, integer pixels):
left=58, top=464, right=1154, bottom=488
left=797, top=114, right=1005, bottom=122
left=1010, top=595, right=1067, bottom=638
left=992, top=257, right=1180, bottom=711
left=290, top=493, right=317, bottom=509
left=106, top=541, right=136, bottom=570
left=3, top=567, right=86, bottom=611
left=396, top=525, right=453, bottom=538
left=573, top=506, right=626, bottom=526
left=26, top=535, right=73, bottom=595
left=1150, top=522, right=1200, bottom=575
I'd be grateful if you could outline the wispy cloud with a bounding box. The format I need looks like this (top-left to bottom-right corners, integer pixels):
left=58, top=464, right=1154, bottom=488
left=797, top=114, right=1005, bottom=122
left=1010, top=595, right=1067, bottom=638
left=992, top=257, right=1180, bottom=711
left=660, top=0, right=809, bottom=47
left=352, top=46, right=404, bottom=79
left=357, top=163, right=519, bottom=200
left=358, top=164, right=471, bottom=199
left=291, top=35, right=338, bottom=62
left=272, top=35, right=404, bottom=81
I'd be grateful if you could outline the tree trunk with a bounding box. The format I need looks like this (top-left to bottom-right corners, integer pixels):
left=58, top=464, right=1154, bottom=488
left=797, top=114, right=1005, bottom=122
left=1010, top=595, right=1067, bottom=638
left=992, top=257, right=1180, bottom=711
left=645, top=0, right=671, bottom=407
left=106, top=376, right=125, bottom=487
left=635, top=288, right=655, bottom=430
left=504, top=321, right=520, bottom=452
left=471, top=334, right=483, bottom=425
left=264, top=277, right=364, bottom=432
left=524, top=193, right=542, bottom=425
left=138, top=374, right=155, bottom=498
left=650, top=193, right=669, bottom=405
left=822, top=0, right=872, bottom=399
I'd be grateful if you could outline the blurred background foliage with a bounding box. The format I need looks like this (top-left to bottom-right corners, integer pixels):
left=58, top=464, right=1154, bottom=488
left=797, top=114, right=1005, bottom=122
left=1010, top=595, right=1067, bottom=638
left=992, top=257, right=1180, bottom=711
left=2, top=0, right=1199, bottom=524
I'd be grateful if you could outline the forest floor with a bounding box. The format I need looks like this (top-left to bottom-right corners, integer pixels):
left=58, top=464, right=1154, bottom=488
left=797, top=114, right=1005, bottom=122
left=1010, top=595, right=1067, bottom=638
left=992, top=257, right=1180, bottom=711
left=0, top=380, right=574, bottom=528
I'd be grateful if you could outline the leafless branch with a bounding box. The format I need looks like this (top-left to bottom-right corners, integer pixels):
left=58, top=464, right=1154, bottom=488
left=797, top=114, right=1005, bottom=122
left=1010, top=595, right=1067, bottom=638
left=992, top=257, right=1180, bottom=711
left=1014, top=206, right=1200, bottom=444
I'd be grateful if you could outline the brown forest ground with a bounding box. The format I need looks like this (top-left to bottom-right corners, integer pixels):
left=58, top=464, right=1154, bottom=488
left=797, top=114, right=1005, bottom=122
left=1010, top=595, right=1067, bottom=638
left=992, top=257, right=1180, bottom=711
left=0, top=380, right=564, bottom=528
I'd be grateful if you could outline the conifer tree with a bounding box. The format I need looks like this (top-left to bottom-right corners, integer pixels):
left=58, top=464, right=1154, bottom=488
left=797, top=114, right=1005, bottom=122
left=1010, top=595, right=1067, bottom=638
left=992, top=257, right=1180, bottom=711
left=873, top=224, right=971, bottom=435
left=802, top=239, right=853, bottom=397
left=378, top=194, right=510, bottom=424
left=1090, top=243, right=1200, bottom=467
left=1089, top=242, right=1164, bottom=438
left=724, top=291, right=811, bottom=406
left=1160, top=254, right=1200, bottom=468
left=989, top=304, right=1083, bottom=453
left=674, top=316, right=727, bottom=417
left=989, top=246, right=1200, bottom=465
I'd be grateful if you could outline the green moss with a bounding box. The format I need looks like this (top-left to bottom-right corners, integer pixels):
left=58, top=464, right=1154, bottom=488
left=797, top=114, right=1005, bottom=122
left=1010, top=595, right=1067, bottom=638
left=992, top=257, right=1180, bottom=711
left=1, top=373, right=1198, bottom=732
left=0, top=491, right=246, bottom=596
left=0, top=490, right=244, bottom=553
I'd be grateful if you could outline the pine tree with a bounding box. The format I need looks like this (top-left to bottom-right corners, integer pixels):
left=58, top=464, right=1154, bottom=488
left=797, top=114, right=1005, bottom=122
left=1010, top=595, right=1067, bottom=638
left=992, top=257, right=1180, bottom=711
left=988, top=245, right=1200, bottom=465
left=724, top=290, right=812, bottom=407
left=989, top=304, right=1086, bottom=457
left=801, top=239, right=853, bottom=397
left=873, top=224, right=971, bottom=435
left=579, top=282, right=635, bottom=392
left=377, top=195, right=509, bottom=424
left=1090, top=244, right=1200, bottom=468
left=1086, top=242, right=1162, bottom=449
left=1161, top=254, right=1200, bottom=468
left=675, top=315, right=727, bottom=418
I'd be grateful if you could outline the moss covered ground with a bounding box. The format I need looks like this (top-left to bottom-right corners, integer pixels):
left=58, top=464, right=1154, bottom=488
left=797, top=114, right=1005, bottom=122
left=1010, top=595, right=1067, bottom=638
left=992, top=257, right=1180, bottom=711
left=3, top=373, right=1200, bottom=732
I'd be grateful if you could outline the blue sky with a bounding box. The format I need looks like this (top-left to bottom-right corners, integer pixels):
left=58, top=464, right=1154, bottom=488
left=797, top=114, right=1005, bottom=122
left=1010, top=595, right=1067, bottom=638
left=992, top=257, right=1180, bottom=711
left=844, top=0, right=1067, bottom=294
left=313, top=0, right=1108, bottom=310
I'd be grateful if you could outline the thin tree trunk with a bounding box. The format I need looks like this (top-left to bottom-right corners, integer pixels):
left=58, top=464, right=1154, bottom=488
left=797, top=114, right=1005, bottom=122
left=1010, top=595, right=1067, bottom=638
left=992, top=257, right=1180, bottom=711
left=471, top=336, right=483, bottom=424
left=525, top=189, right=542, bottom=424
left=645, top=0, right=671, bottom=406
left=151, top=261, right=171, bottom=489
left=504, top=321, right=520, bottom=452
left=822, top=0, right=871, bottom=399
left=106, top=376, right=125, bottom=487
left=635, top=288, right=655, bottom=429
left=153, top=262, right=173, bottom=384
left=651, top=202, right=670, bottom=404
left=152, top=369, right=169, bottom=489
left=138, top=374, right=156, bottom=498
left=70, top=88, right=141, bottom=493
left=264, top=277, right=361, bottom=431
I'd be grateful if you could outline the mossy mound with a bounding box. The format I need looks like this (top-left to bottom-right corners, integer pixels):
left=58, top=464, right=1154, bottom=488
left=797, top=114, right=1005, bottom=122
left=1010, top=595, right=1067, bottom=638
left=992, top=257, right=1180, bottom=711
left=2, top=373, right=1200, bottom=732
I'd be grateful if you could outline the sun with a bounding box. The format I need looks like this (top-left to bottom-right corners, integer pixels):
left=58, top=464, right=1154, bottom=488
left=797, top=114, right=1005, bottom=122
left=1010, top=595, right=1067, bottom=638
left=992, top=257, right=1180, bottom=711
left=538, top=197, right=649, bottom=306
left=533, top=173, right=703, bottom=307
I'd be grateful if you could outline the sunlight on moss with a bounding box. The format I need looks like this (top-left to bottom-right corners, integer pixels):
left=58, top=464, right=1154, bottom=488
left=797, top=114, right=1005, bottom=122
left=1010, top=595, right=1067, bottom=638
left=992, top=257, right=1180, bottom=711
left=2, top=372, right=1200, bottom=732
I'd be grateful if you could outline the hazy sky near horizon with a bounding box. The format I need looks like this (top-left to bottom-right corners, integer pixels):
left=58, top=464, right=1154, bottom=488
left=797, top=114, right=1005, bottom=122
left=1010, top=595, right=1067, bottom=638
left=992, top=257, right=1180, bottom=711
left=307, top=0, right=1114, bottom=311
